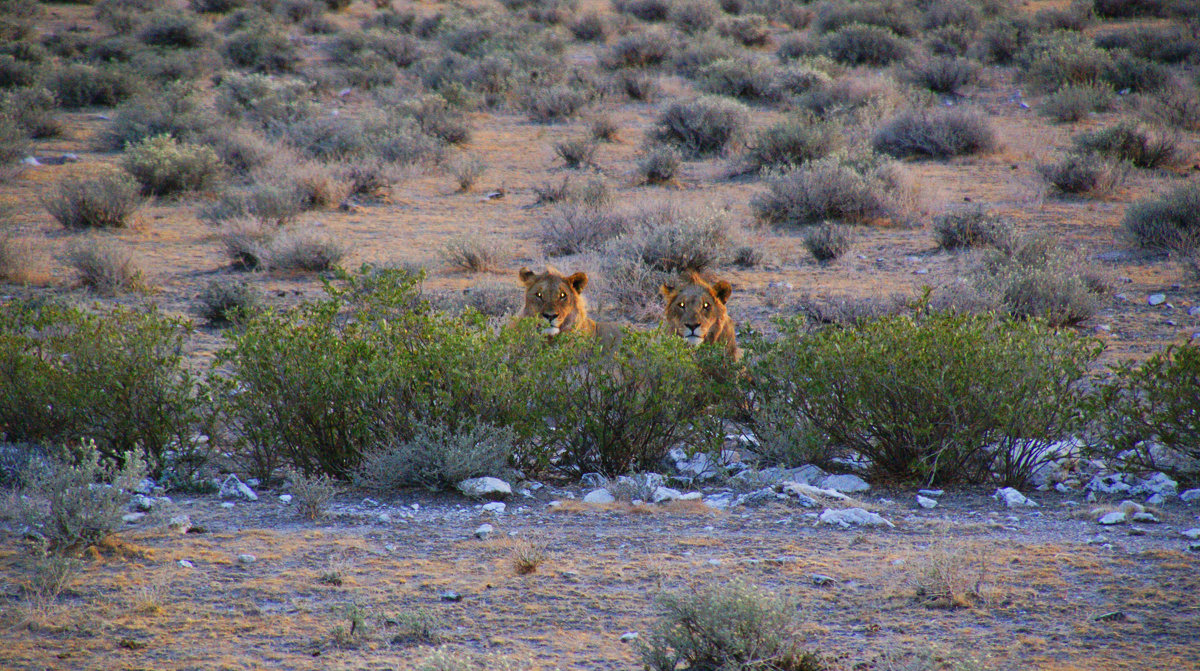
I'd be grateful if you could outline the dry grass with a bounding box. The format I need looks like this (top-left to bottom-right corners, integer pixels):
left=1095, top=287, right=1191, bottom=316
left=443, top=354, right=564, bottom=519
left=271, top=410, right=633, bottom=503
left=65, top=236, right=148, bottom=295
left=0, top=232, right=47, bottom=284
left=906, top=542, right=992, bottom=610
left=510, top=536, right=549, bottom=575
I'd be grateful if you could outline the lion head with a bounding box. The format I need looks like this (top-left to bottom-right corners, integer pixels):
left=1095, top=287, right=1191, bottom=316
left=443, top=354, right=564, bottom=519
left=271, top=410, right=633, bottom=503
left=660, top=272, right=740, bottom=359
left=518, top=266, right=592, bottom=336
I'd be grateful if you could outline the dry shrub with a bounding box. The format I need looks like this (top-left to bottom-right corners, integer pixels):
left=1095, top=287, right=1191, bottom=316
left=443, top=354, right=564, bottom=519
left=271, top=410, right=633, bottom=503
left=554, top=138, right=598, bottom=169
left=285, top=468, right=337, bottom=520
left=0, top=232, right=45, bottom=284
left=1036, top=152, right=1125, bottom=197
left=803, top=222, right=852, bottom=262
left=1137, top=85, right=1200, bottom=132
left=448, top=154, right=485, bottom=192
left=220, top=218, right=275, bottom=269
left=65, top=236, right=147, bottom=295
left=570, top=12, right=607, bottom=41
left=510, top=536, right=548, bottom=575
left=591, top=115, right=619, bottom=142
left=822, top=24, right=911, bottom=66
left=1121, top=180, right=1200, bottom=253
left=716, top=13, right=770, bottom=46
left=744, top=115, right=844, bottom=172
left=796, top=73, right=900, bottom=120
left=971, top=234, right=1107, bottom=326
left=1071, top=121, right=1182, bottom=169
left=198, top=279, right=263, bottom=325
left=522, top=84, right=591, bottom=123
left=41, top=172, right=144, bottom=229
left=268, top=229, right=348, bottom=271
left=932, top=208, right=1011, bottom=251
left=605, top=29, right=674, bottom=69
left=1038, top=83, right=1112, bottom=124
left=652, top=95, right=751, bottom=157
left=872, top=108, right=996, bottom=159
left=200, top=182, right=305, bottom=227
left=908, top=543, right=991, bottom=610
left=752, top=153, right=916, bottom=227
left=121, top=134, right=223, bottom=197
left=441, top=236, right=502, bottom=273
left=355, top=421, right=514, bottom=492
left=905, top=56, right=977, bottom=95
left=637, top=145, right=682, bottom=185
left=538, top=204, right=629, bottom=256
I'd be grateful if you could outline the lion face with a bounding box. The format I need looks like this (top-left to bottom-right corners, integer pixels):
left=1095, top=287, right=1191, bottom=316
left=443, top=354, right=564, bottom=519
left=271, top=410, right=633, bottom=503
left=660, top=274, right=732, bottom=348
left=519, top=266, right=589, bottom=336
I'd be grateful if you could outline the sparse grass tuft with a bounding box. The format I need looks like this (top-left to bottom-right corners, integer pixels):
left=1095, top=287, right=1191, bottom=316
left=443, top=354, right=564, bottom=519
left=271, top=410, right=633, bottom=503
left=0, top=231, right=45, bottom=284
left=66, top=237, right=147, bottom=295
left=41, top=172, right=143, bottom=229
left=389, top=608, right=444, bottom=646
left=448, top=155, right=485, bottom=192
left=554, top=139, right=598, bottom=169
left=510, top=536, right=549, bottom=575
left=910, top=543, right=990, bottom=609
left=441, top=236, right=501, bottom=273
left=220, top=218, right=275, bottom=270
left=267, top=229, right=347, bottom=272
left=286, top=468, right=337, bottom=520
left=355, top=421, right=514, bottom=492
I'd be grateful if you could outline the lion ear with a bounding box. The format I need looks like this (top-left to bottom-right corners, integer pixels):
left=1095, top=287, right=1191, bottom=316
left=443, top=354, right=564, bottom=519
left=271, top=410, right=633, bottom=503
left=519, top=267, right=536, bottom=287
left=659, top=282, right=676, bottom=299
left=567, top=271, right=588, bottom=293
left=712, top=280, right=732, bottom=304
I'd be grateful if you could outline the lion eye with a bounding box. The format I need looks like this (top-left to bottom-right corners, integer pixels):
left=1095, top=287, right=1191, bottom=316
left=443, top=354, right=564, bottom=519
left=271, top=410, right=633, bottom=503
left=703, top=302, right=710, bottom=309
left=678, top=302, right=685, bottom=309
left=536, top=292, right=542, bottom=298
left=559, top=292, right=566, bottom=299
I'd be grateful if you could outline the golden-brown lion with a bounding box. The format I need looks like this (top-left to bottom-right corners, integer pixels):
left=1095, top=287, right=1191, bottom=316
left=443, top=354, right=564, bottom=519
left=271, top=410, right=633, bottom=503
left=660, top=272, right=741, bottom=360
left=517, top=266, right=622, bottom=350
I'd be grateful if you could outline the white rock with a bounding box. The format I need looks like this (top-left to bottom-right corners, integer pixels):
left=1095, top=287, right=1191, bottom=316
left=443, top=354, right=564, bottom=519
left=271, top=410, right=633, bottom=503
left=178, top=559, right=194, bottom=568
left=1099, top=512, right=1126, bottom=525
left=1087, top=474, right=1132, bottom=495
left=583, top=489, right=616, bottom=504
left=819, top=507, right=895, bottom=528
left=458, top=477, right=512, bottom=499
left=1132, top=472, right=1177, bottom=497
left=652, top=486, right=683, bottom=503
left=1181, top=528, right=1200, bottom=540
left=1189, top=542, right=1200, bottom=552
left=782, top=481, right=849, bottom=501
left=219, top=474, right=258, bottom=501
left=1146, top=493, right=1165, bottom=505
left=1131, top=512, right=1159, bottom=523
left=131, top=494, right=155, bottom=512
left=918, top=489, right=944, bottom=498
left=916, top=495, right=938, bottom=509
left=680, top=492, right=703, bottom=501
left=168, top=515, right=191, bottom=533
left=474, top=523, right=494, bottom=539
left=1180, top=489, right=1200, bottom=503
left=220, top=502, right=235, bottom=509
left=703, top=493, right=734, bottom=510
left=482, top=502, right=506, bottom=514
left=237, top=554, right=256, bottom=564
left=279, top=494, right=292, bottom=504
left=122, top=512, right=145, bottom=524
left=620, top=632, right=639, bottom=643
left=377, top=513, right=392, bottom=523
left=994, top=487, right=1038, bottom=508
left=1148, top=293, right=1167, bottom=306
left=20, top=156, right=39, bottom=166
left=819, top=474, right=871, bottom=493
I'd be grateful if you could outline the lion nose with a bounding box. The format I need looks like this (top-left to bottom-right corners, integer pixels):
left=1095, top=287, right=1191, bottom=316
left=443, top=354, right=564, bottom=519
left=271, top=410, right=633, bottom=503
left=684, top=322, right=700, bottom=332
left=542, top=312, right=558, bottom=322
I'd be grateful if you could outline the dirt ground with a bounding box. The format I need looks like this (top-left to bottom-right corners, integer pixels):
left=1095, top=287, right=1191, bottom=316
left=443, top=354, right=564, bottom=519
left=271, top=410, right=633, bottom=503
left=2, top=482, right=1199, bottom=671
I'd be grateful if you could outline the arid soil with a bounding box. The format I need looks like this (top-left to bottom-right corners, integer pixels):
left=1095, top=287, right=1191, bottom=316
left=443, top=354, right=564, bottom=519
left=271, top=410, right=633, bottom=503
left=2, top=482, right=1200, bottom=671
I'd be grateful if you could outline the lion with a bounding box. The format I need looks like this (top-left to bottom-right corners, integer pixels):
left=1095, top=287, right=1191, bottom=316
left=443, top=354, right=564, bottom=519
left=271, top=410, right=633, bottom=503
left=517, top=266, right=622, bottom=350
left=660, top=272, right=741, bottom=360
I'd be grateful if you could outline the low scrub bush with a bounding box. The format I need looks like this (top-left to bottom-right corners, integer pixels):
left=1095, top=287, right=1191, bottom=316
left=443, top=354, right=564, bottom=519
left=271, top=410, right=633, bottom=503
left=750, top=312, right=1101, bottom=485
left=872, top=108, right=996, bottom=159
left=523, top=85, right=591, bottom=123
left=199, top=125, right=274, bottom=175
left=822, top=24, right=911, bottom=66
left=932, top=208, right=1011, bottom=250
left=448, top=154, right=485, bottom=192
left=1038, top=83, right=1112, bottom=124
left=355, top=421, right=514, bottom=492
left=640, top=581, right=819, bottom=671
left=671, top=0, right=719, bottom=34
left=971, top=18, right=1033, bottom=65
left=671, top=33, right=741, bottom=77
left=214, top=72, right=316, bottom=131
left=285, top=469, right=336, bottom=520
left=651, top=95, right=750, bottom=157
left=796, top=74, right=898, bottom=120
left=98, top=88, right=214, bottom=150
left=743, top=116, right=844, bottom=172
left=1, top=86, right=61, bottom=138
left=0, top=302, right=205, bottom=473
left=198, top=279, right=263, bottom=325
left=1137, top=86, right=1200, bottom=132
left=751, top=152, right=915, bottom=227
left=1036, top=152, right=1125, bottom=197
left=694, top=57, right=779, bottom=103
left=41, top=172, right=143, bottom=229
left=441, top=235, right=501, bottom=273
left=223, top=25, right=301, bottom=73
left=1102, top=53, right=1170, bottom=94
left=715, top=14, right=770, bottom=46
left=267, top=229, right=347, bottom=271
left=201, top=183, right=304, bottom=226
left=803, top=222, right=852, bottom=262
left=906, top=56, right=977, bottom=95
left=1034, top=2, right=1094, bottom=31
left=1094, top=25, right=1200, bottom=65
left=606, top=204, right=738, bottom=273
left=1090, top=344, right=1200, bottom=480
left=570, top=12, right=607, bottom=41
left=814, top=0, right=917, bottom=36
left=44, top=63, right=141, bottom=108
left=219, top=218, right=275, bottom=269
left=1121, top=181, right=1200, bottom=252
left=1017, top=32, right=1111, bottom=92
left=538, top=204, right=629, bottom=255
left=66, top=237, right=148, bottom=295
left=971, top=234, right=1108, bottom=326
left=1072, top=122, right=1181, bottom=169
left=0, top=230, right=42, bottom=284
left=17, top=440, right=146, bottom=556
left=121, top=134, right=223, bottom=196
left=614, top=0, right=671, bottom=21
left=637, top=145, right=682, bottom=185
left=137, top=10, right=210, bottom=49
left=554, top=138, right=597, bottom=169
left=605, top=29, right=673, bottom=69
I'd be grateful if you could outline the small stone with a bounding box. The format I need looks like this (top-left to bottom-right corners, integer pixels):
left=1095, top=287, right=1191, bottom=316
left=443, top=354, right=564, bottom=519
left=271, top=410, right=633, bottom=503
left=219, top=474, right=258, bottom=501
left=818, top=474, right=870, bottom=493
left=818, top=507, right=895, bottom=528
left=122, top=512, right=145, bottom=524
left=178, top=559, right=194, bottom=568
left=481, top=502, right=506, bottom=514
left=168, top=515, right=191, bottom=533
left=1148, top=294, right=1167, bottom=306
left=131, top=494, right=155, bottom=512
left=376, top=513, right=392, bottom=523
left=1145, top=493, right=1165, bottom=505
left=810, top=574, right=837, bottom=586
left=620, top=632, right=639, bottom=643
left=279, top=494, right=292, bottom=504
left=238, top=554, right=256, bottom=564
left=474, top=523, right=494, bottom=540
left=1130, top=512, right=1159, bottom=523
left=918, top=489, right=944, bottom=498
left=1181, top=528, right=1200, bottom=540
left=20, top=156, right=39, bottom=166
left=1180, top=489, right=1200, bottom=503
left=458, top=477, right=512, bottom=499
left=440, top=591, right=462, bottom=602
left=917, top=495, right=938, bottom=509
left=680, top=492, right=703, bottom=501
left=1099, top=512, right=1126, bottom=525
left=652, top=486, right=683, bottom=503
left=583, top=489, right=615, bottom=504
left=220, top=502, right=235, bottom=509
left=994, top=487, right=1038, bottom=508
left=1188, top=306, right=1200, bottom=317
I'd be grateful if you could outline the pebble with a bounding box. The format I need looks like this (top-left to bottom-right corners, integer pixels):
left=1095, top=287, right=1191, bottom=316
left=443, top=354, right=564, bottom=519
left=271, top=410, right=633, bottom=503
left=220, top=502, right=235, bottom=509
left=1148, top=294, right=1166, bottom=306
left=819, top=507, right=895, bottom=528
left=917, top=495, right=938, bottom=509
left=1181, top=528, right=1200, bottom=540
left=178, top=559, right=194, bottom=568
left=818, top=474, right=871, bottom=493
left=918, top=489, right=944, bottom=498
left=1099, top=512, right=1126, bottom=525
left=583, top=489, right=615, bottom=504
left=481, top=502, right=506, bottom=514
left=238, top=554, right=256, bottom=564
left=620, top=632, right=639, bottom=643
left=279, top=494, right=292, bottom=504
left=1180, top=489, right=1200, bottom=503
left=652, top=486, right=683, bottom=503
left=459, top=477, right=512, bottom=499
left=474, top=523, right=494, bottom=540
left=1130, top=512, right=1159, bottom=523
left=994, top=487, right=1038, bottom=508
left=440, top=591, right=462, bottom=602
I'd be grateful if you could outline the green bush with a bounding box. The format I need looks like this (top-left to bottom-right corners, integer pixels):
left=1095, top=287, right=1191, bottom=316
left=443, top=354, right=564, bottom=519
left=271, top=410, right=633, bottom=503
left=822, top=24, right=911, bottom=66
left=651, top=95, right=750, bottom=157
left=694, top=57, right=778, bottom=102
left=932, top=208, right=1011, bottom=250
left=715, top=13, right=771, bottom=46
left=17, top=439, right=146, bottom=556
left=98, top=87, right=214, bottom=150
left=43, top=63, right=141, bottom=108
left=1090, top=344, right=1200, bottom=480
left=1121, top=180, right=1200, bottom=252
left=222, top=25, right=300, bottom=73
left=1017, top=32, right=1111, bottom=92
left=0, top=301, right=206, bottom=475
left=198, top=279, right=263, bottom=325
left=639, top=581, right=821, bottom=671
left=750, top=312, right=1101, bottom=485
left=872, top=108, right=996, bottom=159
left=1072, top=121, right=1181, bottom=169
left=1, top=86, right=60, bottom=138
left=137, top=10, right=210, bottom=48
left=814, top=0, right=917, bottom=35
left=905, top=56, right=977, bottom=94
left=40, top=171, right=143, bottom=229
left=122, top=133, right=223, bottom=196
left=1036, top=151, right=1125, bottom=197
left=1038, top=83, right=1112, bottom=124
left=1102, top=53, right=1170, bottom=94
